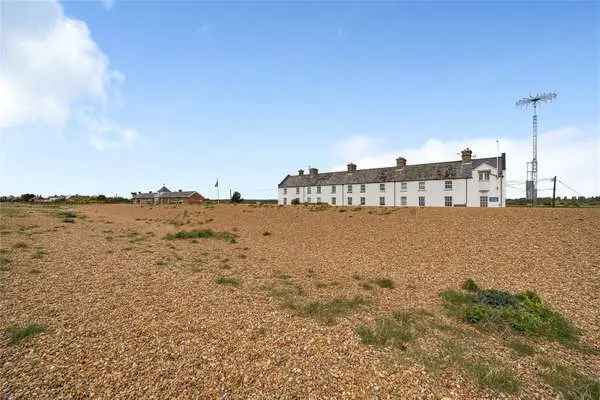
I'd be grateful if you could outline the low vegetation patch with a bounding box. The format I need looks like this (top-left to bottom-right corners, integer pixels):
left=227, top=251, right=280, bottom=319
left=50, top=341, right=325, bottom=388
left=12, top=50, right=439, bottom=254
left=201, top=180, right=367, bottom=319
left=293, top=296, right=369, bottom=325
left=372, top=278, right=395, bottom=289
left=464, top=360, right=521, bottom=394
left=215, top=276, right=240, bottom=287
left=356, top=311, right=418, bottom=349
left=13, top=242, right=28, bottom=249
left=441, top=280, right=580, bottom=343
left=6, top=323, right=46, bottom=345
left=32, top=248, right=47, bottom=259
left=506, top=338, right=536, bottom=356
left=0, top=256, right=11, bottom=270
left=164, top=229, right=236, bottom=243
left=540, top=362, right=600, bottom=400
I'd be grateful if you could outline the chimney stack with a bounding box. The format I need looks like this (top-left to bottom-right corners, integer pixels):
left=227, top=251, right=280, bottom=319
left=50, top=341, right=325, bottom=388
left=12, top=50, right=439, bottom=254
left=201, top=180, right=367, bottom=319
left=461, top=148, right=472, bottom=162
left=309, top=167, right=319, bottom=175
left=347, top=163, right=357, bottom=173
left=396, top=157, right=407, bottom=168
left=298, top=169, right=304, bottom=176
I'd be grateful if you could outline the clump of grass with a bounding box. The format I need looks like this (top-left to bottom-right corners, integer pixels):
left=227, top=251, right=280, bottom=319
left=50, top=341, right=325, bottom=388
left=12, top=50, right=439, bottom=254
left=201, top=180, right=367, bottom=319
left=360, top=282, right=374, bottom=290
left=215, top=276, right=240, bottom=287
left=372, top=278, right=395, bottom=289
left=506, top=339, right=536, bottom=356
left=540, top=362, right=600, bottom=400
left=0, top=256, right=11, bottom=269
left=356, top=311, right=418, bottom=349
left=440, top=281, right=580, bottom=344
left=296, top=296, right=369, bottom=325
left=29, top=268, right=42, bottom=274
left=32, top=248, right=47, bottom=259
left=262, top=231, right=271, bottom=236
left=164, top=229, right=236, bottom=243
left=13, top=242, right=28, bottom=249
left=462, top=278, right=479, bottom=292
left=352, top=273, right=361, bottom=280
left=62, top=217, right=75, bottom=223
left=464, top=360, right=521, bottom=394
left=6, top=323, right=46, bottom=345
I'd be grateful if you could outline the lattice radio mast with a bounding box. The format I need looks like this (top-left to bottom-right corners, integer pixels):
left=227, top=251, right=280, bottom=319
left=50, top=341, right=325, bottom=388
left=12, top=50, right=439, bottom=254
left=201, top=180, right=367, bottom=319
left=516, top=91, right=557, bottom=205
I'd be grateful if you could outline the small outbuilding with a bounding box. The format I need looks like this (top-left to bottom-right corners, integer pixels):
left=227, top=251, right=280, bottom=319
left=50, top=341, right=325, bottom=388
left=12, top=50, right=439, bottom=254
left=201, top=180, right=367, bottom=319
left=132, top=186, right=205, bottom=205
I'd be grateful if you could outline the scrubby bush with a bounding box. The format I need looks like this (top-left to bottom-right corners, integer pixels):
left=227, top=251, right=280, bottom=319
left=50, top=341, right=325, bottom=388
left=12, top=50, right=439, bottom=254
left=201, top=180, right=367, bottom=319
left=291, top=198, right=300, bottom=205
left=231, top=191, right=242, bottom=203
left=440, top=281, right=580, bottom=343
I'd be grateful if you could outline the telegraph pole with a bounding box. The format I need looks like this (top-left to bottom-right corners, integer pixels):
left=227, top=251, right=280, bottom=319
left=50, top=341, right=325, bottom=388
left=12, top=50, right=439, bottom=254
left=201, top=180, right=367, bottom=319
left=552, top=176, right=557, bottom=208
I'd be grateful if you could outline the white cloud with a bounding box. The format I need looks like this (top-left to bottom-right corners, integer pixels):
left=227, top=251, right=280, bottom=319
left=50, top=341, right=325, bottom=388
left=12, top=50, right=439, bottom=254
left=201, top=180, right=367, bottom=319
left=0, top=0, right=135, bottom=150
left=100, top=0, right=115, bottom=10
left=81, top=112, right=138, bottom=151
left=332, top=127, right=599, bottom=198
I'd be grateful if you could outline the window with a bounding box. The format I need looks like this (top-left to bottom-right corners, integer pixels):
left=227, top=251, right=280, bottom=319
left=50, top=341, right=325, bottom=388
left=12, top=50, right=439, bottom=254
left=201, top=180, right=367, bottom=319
left=360, top=184, right=366, bottom=193
left=283, top=188, right=287, bottom=195
left=479, top=171, right=490, bottom=181
left=347, top=184, right=353, bottom=193
left=331, top=197, right=336, bottom=205
left=418, top=181, right=426, bottom=191
left=400, top=182, right=407, bottom=191
left=418, top=196, right=425, bottom=207
left=400, top=196, right=407, bottom=206
left=283, top=198, right=287, bottom=205
left=307, top=187, right=312, bottom=194
left=347, top=197, right=352, bottom=205
left=379, top=196, right=385, bottom=206
left=360, top=197, right=366, bottom=205
left=379, top=183, right=385, bottom=192
left=295, top=187, right=300, bottom=194
left=445, top=196, right=453, bottom=207
left=307, top=197, right=311, bottom=203
left=316, top=186, right=322, bottom=194
left=480, top=196, right=488, bottom=208
left=331, top=185, right=336, bottom=194
left=445, top=180, right=452, bottom=190
left=317, top=197, right=321, bottom=203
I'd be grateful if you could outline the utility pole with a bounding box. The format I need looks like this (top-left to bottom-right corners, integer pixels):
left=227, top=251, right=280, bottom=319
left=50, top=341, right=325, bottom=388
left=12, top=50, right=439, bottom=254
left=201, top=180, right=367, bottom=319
left=552, top=176, right=557, bottom=208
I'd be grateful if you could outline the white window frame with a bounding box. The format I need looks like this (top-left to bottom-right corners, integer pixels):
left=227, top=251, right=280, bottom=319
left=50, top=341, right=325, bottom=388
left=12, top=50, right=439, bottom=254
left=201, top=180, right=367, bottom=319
left=283, top=198, right=287, bottom=205
left=316, top=186, right=322, bottom=194
left=360, top=184, right=366, bottom=193
left=400, top=196, right=407, bottom=206
left=331, top=185, right=336, bottom=194
left=295, top=187, right=300, bottom=194
left=360, top=197, right=366, bottom=205
left=379, top=196, right=385, bottom=206
left=283, top=188, right=287, bottom=195
left=400, top=182, right=407, bottom=191
left=347, top=197, right=352, bottom=205
left=317, top=197, right=321, bottom=203
left=418, top=181, right=426, bottom=191
left=331, top=197, right=336, bottom=205
left=479, top=171, right=490, bottom=181
left=445, top=196, right=452, bottom=207
left=480, top=195, right=488, bottom=208
left=347, top=184, right=353, bottom=193
left=379, top=183, right=385, bottom=192
left=418, top=196, right=425, bottom=207
left=445, top=180, right=452, bottom=190
left=307, top=187, right=312, bottom=194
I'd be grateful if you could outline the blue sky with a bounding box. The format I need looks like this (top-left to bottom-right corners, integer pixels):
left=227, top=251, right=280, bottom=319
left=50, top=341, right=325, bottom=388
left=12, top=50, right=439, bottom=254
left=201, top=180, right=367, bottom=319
left=1, top=1, right=598, bottom=198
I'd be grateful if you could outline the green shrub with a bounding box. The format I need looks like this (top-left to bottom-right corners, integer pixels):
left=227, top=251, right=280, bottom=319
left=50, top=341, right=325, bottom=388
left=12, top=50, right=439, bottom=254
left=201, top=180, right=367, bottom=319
left=298, top=296, right=369, bottom=325
left=465, top=360, right=521, bottom=394
left=372, top=278, right=395, bottom=289
left=215, top=276, right=240, bottom=287
left=440, top=286, right=580, bottom=343
left=356, top=311, right=418, bottom=349
left=6, top=323, right=46, bottom=345
left=541, top=363, right=600, bottom=400
left=461, top=278, right=479, bottom=292
left=164, top=229, right=236, bottom=243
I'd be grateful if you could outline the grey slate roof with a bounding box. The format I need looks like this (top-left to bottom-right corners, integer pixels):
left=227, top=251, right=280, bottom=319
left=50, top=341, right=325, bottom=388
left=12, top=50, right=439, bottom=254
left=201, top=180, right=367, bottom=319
left=278, top=155, right=505, bottom=188
left=132, top=187, right=200, bottom=199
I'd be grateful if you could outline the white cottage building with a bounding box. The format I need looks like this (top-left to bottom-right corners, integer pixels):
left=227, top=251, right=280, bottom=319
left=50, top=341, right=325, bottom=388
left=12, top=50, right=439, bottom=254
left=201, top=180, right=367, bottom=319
left=277, top=148, right=506, bottom=207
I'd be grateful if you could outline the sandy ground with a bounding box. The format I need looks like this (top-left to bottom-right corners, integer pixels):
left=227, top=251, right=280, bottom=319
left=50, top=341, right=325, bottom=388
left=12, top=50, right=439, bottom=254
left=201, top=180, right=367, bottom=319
left=0, top=203, right=599, bottom=399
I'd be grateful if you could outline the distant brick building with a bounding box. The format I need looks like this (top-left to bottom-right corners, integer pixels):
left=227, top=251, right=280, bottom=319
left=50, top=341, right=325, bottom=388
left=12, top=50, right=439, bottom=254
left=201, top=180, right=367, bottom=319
left=132, top=186, right=204, bottom=205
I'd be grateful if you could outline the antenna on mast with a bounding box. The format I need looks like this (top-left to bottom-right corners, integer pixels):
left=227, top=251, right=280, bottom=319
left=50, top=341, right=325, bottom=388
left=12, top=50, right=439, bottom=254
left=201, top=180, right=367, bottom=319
left=516, top=91, right=557, bottom=206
